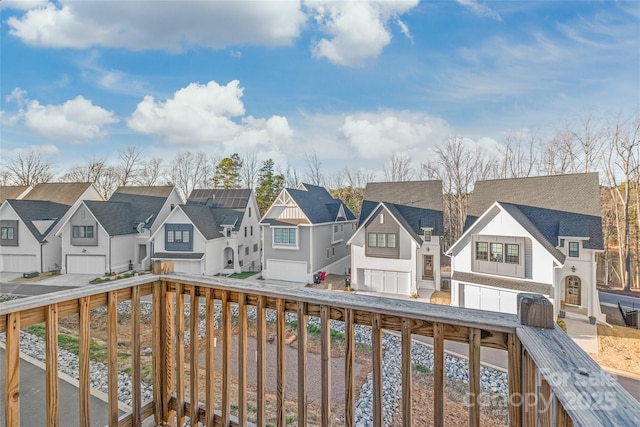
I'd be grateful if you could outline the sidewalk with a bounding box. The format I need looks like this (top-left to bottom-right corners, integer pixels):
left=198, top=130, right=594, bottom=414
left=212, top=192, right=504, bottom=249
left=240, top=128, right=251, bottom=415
left=563, top=311, right=599, bottom=354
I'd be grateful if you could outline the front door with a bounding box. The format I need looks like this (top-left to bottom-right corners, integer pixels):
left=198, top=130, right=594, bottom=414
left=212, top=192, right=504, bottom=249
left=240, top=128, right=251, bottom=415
left=565, top=276, right=581, bottom=305
left=423, top=255, right=434, bottom=278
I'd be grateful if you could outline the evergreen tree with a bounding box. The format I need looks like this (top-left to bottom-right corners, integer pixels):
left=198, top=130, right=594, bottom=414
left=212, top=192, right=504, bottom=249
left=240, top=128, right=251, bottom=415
left=256, top=159, right=285, bottom=213
left=213, top=153, right=243, bottom=189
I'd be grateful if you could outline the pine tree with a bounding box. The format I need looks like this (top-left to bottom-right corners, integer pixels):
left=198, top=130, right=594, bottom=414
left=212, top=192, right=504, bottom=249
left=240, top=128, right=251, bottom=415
left=213, top=153, right=243, bottom=189
left=256, top=159, right=285, bottom=213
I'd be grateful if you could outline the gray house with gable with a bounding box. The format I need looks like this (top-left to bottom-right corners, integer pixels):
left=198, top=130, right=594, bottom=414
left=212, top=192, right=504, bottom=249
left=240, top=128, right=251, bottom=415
left=260, top=183, right=357, bottom=283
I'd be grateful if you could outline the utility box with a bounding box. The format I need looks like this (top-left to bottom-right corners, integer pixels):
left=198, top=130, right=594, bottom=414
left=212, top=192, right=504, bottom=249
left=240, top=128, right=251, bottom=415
left=23, top=271, right=39, bottom=279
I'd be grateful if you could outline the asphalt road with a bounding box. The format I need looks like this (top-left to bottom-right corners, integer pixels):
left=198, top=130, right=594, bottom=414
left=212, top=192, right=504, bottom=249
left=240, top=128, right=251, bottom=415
left=0, top=348, right=115, bottom=427
left=599, top=290, right=640, bottom=308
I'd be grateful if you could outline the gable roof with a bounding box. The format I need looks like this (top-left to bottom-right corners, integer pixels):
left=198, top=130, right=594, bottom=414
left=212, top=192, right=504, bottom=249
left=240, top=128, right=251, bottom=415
left=359, top=200, right=445, bottom=244
left=24, top=182, right=95, bottom=205
left=467, top=173, right=601, bottom=221
left=113, top=185, right=175, bottom=198
left=85, top=189, right=171, bottom=235
left=0, top=185, right=32, bottom=203
left=363, top=180, right=443, bottom=211
left=6, top=200, right=70, bottom=242
left=179, top=204, right=244, bottom=240
left=187, top=188, right=251, bottom=209
left=289, top=183, right=356, bottom=224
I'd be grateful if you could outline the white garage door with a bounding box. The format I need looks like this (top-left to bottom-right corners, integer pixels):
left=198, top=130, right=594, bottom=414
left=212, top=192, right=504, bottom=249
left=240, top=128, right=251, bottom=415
left=267, top=259, right=308, bottom=283
left=1, top=254, right=37, bottom=272
left=461, top=284, right=518, bottom=314
left=173, top=260, right=202, bottom=275
left=364, top=269, right=411, bottom=295
left=67, top=255, right=106, bottom=274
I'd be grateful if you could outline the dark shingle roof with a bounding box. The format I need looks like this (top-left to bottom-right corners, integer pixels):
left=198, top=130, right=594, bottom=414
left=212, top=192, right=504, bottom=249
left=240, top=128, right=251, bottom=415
left=363, top=181, right=443, bottom=211
left=108, top=192, right=169, bottom=229
left=179, top=205, right=245, bottom=240
left=187, top=188, right=251, bottom=209
left=85, top=191, right=170, bottom=236
left=8, top=200, right=70, bottom=242
left=24, top=182, right=95, bottom=205
left=152, top=252, right=204, bottom=260
left=114, top=186, right=175, bottom=198
left=452, top=271, right=553, bottom=295
left=284, top=183, right=356, bottom=224
left=360, top=200, right=444, bottom=243
left=467, top=173, right=601, bottom=218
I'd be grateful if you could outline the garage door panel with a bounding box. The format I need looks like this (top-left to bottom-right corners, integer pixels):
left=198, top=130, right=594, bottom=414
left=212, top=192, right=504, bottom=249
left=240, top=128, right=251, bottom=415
left=364, top=269, right=411, bottom=295
left=67, top=255, right=105, bottom=274
left=267, top=260, right=308, bottom=283
left=173, top=260, right=202, bottom=275
left=462, top=284, right=518, bottom=314
left=1, top=255, right=37, bottom=272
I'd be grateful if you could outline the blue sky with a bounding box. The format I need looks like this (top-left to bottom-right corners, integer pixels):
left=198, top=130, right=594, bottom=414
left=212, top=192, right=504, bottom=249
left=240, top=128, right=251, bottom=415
left=1, top=0, right=639, bottom=179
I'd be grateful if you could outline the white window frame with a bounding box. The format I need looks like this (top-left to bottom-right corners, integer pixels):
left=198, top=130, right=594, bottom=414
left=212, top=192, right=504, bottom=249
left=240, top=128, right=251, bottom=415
left=272, top=226, right=298, bottom=249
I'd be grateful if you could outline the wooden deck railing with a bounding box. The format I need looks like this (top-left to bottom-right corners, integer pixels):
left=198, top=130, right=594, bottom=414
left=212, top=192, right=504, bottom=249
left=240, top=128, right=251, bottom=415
left=2, top=273, right=639, bottom=427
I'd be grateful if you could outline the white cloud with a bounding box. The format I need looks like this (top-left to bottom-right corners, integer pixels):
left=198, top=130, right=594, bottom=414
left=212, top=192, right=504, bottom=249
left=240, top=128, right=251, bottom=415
left=127, top=80, right=294, bottom=154
left=340, top=111, right=451, bottom=160
left=23, top=97, right=118, bottom=142
left=7, top=1, right=306, bottom=51
left=308, top=0, right=419, bottom=66
left=4, top=90, right=118, bottom=142
left=456, top=0, right=502, bottom=21
left=1, top=0, right=48, bottom=11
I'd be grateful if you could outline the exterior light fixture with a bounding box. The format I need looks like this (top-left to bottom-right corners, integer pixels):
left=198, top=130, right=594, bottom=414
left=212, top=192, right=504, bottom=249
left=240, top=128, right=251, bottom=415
left=571, top=265, right=576, bottom=273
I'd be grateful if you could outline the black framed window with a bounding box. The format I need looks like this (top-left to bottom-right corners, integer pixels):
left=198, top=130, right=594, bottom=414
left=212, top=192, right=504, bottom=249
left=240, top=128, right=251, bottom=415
left=568, top=242, right=579, bottom=257
left=505, top=244, right=519, bottom=264
left=490, top=243, right=503, bottom=262
left=475, top=242, right=488, bottom=261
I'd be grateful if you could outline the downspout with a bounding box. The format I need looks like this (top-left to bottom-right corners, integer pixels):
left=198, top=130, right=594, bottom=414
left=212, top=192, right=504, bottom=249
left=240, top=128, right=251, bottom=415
left=109, top=235, right=112, bottom=275
left=309, top=225, right=313, bottom=280
left=40, top=241, right=44, bottom=273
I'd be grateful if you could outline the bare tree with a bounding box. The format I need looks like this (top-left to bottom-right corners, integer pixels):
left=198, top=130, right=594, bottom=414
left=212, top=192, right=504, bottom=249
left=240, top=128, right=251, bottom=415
left=567, top=113, right=605, bottom=173
left=3, top=147, right=54, bottom=186
left=135, top=158, right=165, bottom=186
left=304, top=152, right=325, bottom=186
left=168, top=151, right=211, bottom=200
left=241, top=152, right=259, bottom=189
left=116, top=146, right=143, bottom=186
left=284, top=165, right=300, bottom=188
left=497, top=128, right=541, bottom=178
left=603, top=115, right=640, bottom=291
left=383, top=153, right=415, bottom=182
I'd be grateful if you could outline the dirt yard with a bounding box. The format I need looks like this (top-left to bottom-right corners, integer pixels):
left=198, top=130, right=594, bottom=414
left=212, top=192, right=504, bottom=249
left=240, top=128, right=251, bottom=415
left=590, top=305, right=640, bottom=376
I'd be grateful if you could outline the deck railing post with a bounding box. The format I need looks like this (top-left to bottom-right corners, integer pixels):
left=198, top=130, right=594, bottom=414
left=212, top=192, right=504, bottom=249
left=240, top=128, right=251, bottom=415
left=517, top=293, right=554, bottom=329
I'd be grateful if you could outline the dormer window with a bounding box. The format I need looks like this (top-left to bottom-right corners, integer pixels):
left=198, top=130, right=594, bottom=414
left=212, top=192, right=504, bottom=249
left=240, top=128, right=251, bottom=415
left=424, top=230, right=432, bottom=242
left=380, top=214, right=384, bottom=224
left=568, top=242, right=579, bottom=257
left=225, top=227, right=232, bottom=237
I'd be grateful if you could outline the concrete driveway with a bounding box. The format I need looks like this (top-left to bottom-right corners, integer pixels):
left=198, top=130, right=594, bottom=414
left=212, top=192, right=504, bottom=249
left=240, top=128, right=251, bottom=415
left=0, top=272, right=95, bottom=296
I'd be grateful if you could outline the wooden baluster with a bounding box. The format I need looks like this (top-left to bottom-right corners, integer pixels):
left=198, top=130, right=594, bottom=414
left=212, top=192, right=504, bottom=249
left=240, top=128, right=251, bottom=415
left=175, top=283, right=186, bottom=426
left=320, top=305, right=331, bottom=426
left=508, top=333, right=522, bottom=427
left=189, top=286, right=199, bottom=425
left=401, top=317, right=412, bottom=427
left=539, top=378, right=551, bottom=427
left=107, top=291, right=119, bottom=427
left=238, top=292, right=248, bottom=426
left=555, top=396, right=573, bottom=427
left=79, top=297, right=91, bottom=427
left=204, top=288, right=216, bottom=427
left=153, top=283, right=163, bottom=424
left=46, top=304, right=59, bottom=427
left=523, top=351, right=537, bottom=427
left=433, top=322, right=444, bottom=427
left=372, top=312, right=383, bottom=427
left=276, top=298, right=286, bottom=427
left=344, top=308, right=355, bottom=427
left=297, top=302, right=308, bottom=427
left=468, top=328, right=481, bottom=427
left=256, top=295, right=267, bottom=427
left=131, top=287, right=142, bottom=427
left=221, top=290, right=231, bottom=426
left=4, top=312, right=20, bottom=427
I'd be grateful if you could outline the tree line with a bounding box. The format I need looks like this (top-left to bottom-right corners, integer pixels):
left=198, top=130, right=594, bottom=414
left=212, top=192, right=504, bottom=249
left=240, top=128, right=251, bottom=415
left=2, top=113, right=638, bottom=289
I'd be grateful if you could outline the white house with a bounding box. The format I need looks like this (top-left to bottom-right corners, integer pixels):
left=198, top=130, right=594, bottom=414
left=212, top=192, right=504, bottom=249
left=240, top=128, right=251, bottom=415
left=150, top=189, right=261, bottom=275
left=447, top=173, right=605, bottom=320
left=260, top=183, right=357, bottom=283
left=348, top=181, right=444, bottom=297
left=0, top=182, right=103, bottom=273
left=58, top=186, right=182, bottom=275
